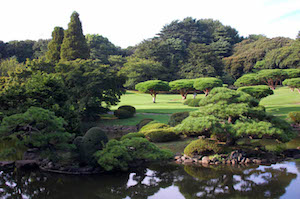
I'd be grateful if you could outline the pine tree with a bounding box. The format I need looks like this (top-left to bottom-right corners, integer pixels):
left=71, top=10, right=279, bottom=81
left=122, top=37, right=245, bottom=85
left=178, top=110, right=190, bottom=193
left=60, top=11, right=89, bottom=61
left=46, top=27, right=64, bottom=62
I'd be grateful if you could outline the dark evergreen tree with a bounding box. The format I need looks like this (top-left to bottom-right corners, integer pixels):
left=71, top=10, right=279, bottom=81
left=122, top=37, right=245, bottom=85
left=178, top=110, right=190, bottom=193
left=46, top=27, right=64, bottom=62
left=60, top=11, right=89, bottom=61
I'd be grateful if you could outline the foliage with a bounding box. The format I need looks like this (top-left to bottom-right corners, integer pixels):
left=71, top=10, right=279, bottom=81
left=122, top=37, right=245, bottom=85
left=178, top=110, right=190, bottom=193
left=234, top=73, right=262, bottom=87
left=135, top=80, right=170, bottom=103
left=0, top=107, right=74, bottom=159
left=114, top=109, right=134, bottom=119
left=60, top=11, right=89, bottom=61
left=169, top=79, right=194, bottom=99
left=0, top=57, right=24, bottom=77
left=76, top=127, right=108, bottom=164
left=256, top=69, right=286, bottom=90
left=193, top=77, right=223, bottom=96
left=55, top=59, right=126, bottom=120
left=121, top=57, right=168, bottom=89
left=179, top=43, right=224, bottom=79
left=144, top=128, right=180, bottom=142
left=86, top=34, right=121, bottom=64
left=136, top=118, right=154, bottom=130
left=168, top=112, right=189, bottom=127
left=288, top=111, right=300, bottom=124
left=117, top=105, right=136, bottom=114
left=224, top=37, right=292, bottom=78
left=94, top=138, right=173, bottom=171
left=175, top=87, right=296, bottom=143
left=263, top=40, right=300, bottom=69
left=187, top=99, right=201, bottom=107
left=184, top=139, right=221, bottom=156
left=237, top=85, right=274, bottom=99
left=283, top=78, right=300, bottom=92
left=46, top=27, right=64, bottom=63
left=139, top=121, right=170, bottom=134
left=120, top=132, right=145, bottom=141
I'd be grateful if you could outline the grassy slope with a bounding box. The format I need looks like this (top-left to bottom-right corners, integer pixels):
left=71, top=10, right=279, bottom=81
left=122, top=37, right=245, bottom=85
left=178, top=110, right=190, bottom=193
left=99, top=87, right=299, bottom=126
left=260, top=86, right=300, bottom=119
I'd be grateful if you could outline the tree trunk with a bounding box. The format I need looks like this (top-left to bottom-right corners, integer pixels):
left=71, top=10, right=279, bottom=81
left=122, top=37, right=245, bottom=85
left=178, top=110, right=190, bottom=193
left=297, top=88, right=300, bottom=94
left=290, top=87, right=294, bottom=92
left=152, top=93, right=156, bottom=103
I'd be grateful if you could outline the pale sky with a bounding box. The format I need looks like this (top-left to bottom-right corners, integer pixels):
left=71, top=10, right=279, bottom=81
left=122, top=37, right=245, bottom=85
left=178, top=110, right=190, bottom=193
left=1, top=0, right=300, bottom=48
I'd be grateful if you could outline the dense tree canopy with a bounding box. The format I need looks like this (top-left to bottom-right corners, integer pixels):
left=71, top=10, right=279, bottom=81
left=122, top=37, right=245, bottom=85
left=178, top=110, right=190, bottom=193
left=135, top=80, right=170, bottom=103
left=60, top=11, right=89, bottom=61
left=46, top=27, right=64, bottom=63
left=169, top=79, right=194, bottom=99
left=121, top=57, right=168, bottom=89
left=193, top=77, right=223, bottom=96
left=86, top=34, right=122, bottom=64
left=283, top=78, right=300, bottom=93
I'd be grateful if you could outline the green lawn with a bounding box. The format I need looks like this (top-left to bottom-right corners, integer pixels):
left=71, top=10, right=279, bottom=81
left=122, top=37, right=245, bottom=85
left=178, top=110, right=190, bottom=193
left=260, top=86, right=300, bottom=118
left=99, top=86, right=299, bottom=126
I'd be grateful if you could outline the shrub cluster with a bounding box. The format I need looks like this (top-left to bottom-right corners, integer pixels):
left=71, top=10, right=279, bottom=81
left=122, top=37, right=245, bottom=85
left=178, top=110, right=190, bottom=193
left=0, top=107, right=74, bottom=155
left=168, top=112, right=189, bottom=127
left=288, top=111, right=300, bottom=124
left=184, top=139, right=221, bottom=157
left=74, top=127, right=108, bottom=164
left=175, top=87, right=296, bottom=143
left=237, top=85, right=274, bottom=100
left=183, top=99, right=201, bottom=107
left=139, top=121, right=170, bottom=133
left=114, top=105, right=136, bottom=119
left=136, top=118, right=154, bottom=131
left=94, top=137, right=173, bottom=171
left=120, top=132, right=145, bottom=141
left=143, top=128, right=180, bottom=142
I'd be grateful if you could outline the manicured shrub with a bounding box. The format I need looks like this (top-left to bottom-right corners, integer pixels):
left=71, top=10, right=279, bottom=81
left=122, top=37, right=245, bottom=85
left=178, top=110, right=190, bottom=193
left=120, top=132, right=145, bottom=141
left=118, top=105, right=136, bottom=114
left=175, top=115, right=226, bottom=137
left=283, top=78, right=300, bottom=93
left=237, top=85, right=274, bottom=100
left=144, top=128, right=180, bottom=142
left=139, top=121, right=170, bottom=133
left=94, top=137, right=173, bottom=171
left=193, top=77, right=223, bottom=96
left=0, top=107, right=74, bottom=157
left=79, top=127, right=108, bottom=163
left=183, top=99, right=192, bottom=105
left=288, top=111, right=300, bottom=124
left=168, top=112, right=190, bottom=127
left=114, top=109, right=134, bottom=119
left=184, top=139, right=221, bottom=156
left=136, top=118, right=154, bottom=131
left=187, top=98, right=201, bottom=107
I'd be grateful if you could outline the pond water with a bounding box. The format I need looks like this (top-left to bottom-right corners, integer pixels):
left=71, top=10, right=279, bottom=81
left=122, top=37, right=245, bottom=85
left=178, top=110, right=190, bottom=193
left=0, top=161, right=299, bottom=199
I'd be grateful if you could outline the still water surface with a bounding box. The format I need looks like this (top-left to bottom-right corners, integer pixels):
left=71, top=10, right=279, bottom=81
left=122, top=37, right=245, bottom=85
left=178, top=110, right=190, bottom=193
left=0, top=161, right=299, bottom=199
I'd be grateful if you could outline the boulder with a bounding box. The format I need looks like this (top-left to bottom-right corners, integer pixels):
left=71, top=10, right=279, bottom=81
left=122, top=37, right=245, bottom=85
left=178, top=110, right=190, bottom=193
left=0, top=161, right=15, bottom=171
left=15, top=160, right=39, bottom=170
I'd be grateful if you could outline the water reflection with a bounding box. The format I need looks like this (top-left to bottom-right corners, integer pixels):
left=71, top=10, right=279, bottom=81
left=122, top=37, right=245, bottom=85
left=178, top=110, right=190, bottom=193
left=0, top=161, right=298, bottom=199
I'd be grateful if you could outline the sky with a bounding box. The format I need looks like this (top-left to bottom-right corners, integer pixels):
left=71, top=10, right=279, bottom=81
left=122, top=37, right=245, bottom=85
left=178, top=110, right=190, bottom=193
left=1, top=0, right=300, bottom=48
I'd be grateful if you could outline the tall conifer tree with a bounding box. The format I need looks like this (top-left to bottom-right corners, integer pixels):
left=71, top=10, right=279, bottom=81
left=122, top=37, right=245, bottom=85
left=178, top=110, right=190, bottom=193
left=60, top=11, right=89, bottom=61
left=46, top=27, right=64, bottom=63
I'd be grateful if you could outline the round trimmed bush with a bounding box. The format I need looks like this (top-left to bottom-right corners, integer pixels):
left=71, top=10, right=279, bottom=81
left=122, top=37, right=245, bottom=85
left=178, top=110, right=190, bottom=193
left=136, top=118, right=154, bottom=131
left=184, top=139, right=221, bottom=156
left=168, top=112, right=189, bottom=127
left=139, top=121, right=170, bottom=133
left=187, top=98, right=201, bottom=107
left=114, top=109, right=134, bottom=119
left=237, top=85, right=274, bottom=100
left=81, top=127, right=108, bottom=163
left=144, top=128, right=180, bottom=142
left=183, top=99, right=192, bottom=105
left=120, top=132, right=145, bottom=141
left=118, top=105, right=136, bottom=114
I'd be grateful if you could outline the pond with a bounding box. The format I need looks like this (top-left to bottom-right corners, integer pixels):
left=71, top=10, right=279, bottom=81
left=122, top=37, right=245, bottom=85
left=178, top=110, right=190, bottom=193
left=0, top=160, right=299, bottom=199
